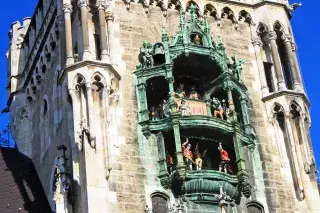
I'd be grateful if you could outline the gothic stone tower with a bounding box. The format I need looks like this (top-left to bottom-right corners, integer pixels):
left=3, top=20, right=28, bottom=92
left=6, top=0, right=320, bottom=213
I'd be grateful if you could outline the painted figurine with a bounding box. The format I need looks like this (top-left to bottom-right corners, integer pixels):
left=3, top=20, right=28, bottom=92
left=166, top=152, right=174, bottom=174
left=150, top=106, right=159, bottom=121
left=182, top=138, right=194, bottom=171
left=189, top=85, right=199, bottom=100
left=162, top=100, right=171, bottom=118
left=194, top=143, right=207, bottom=171
left=218, top=143, right=230, bottom=174
left=193, top=34, right=202, bottom=45
left=175, top=84, right=186, bottom=98
left=179, top=100, right=189, bottom=116
left=212, top=97, right=224, bottom=119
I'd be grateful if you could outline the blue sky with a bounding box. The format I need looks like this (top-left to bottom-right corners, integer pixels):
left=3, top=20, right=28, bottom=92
left=0, top=1, right=319, bottom=161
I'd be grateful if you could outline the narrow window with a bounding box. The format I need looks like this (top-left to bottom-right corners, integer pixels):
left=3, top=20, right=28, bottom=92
left=263, top=62, right=275, bottom=93
left=94, top=34, right=101, bottom=60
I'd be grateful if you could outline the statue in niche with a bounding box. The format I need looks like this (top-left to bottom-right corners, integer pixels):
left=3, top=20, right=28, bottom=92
left=175, top=84, right=186, bottom=98
left=182, top=138, right=194, bottom=171
left=179, top=100, right=190, bottom=116
left=139, top=41, right=154, bottom=68
left=212, top=98, right=224, bottom=119
left=188, top=85, right=199, bottom=100
left=218, top=143, right=231, bottom=174
left=150, top=106, right=159, bottom=121
left=162, top=100, right=171, bottom=118
left=231, top=56, right=244, bottom=83
left=194, top=143, right=207, bottom=171
left=166, top=152, right=174, bottom=174
left=193, top=34, right=202, bottom=45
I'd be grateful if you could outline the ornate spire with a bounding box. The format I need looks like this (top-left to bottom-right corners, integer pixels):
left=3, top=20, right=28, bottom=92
left=190, top=4, right=197, bottom=22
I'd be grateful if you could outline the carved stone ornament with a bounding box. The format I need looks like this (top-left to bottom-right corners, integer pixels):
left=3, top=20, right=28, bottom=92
left=251, top=37, right=262, bottom=46
left=266, top=31, right=277, bottom=41
left=62, top=3, right=73, bottom=13
left=97, top=0, right=107, bottom=10
left=281, top=34, right=292, bottom=43
left=78, top=0, right=88, bottom=8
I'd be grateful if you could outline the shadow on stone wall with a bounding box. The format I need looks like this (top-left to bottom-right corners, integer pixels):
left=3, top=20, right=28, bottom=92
left=0, top=147, right=52, bottom=213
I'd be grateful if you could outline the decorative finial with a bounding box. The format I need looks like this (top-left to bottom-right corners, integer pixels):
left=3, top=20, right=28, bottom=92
left=190, top=4, right=197, bottom=21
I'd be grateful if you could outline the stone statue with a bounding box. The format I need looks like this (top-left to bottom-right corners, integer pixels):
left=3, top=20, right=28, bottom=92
left=218, top=143, right=231, bottom=174
left=231, top=56, right=244, bottom=83
left=139, top=41, right=154, bottom=68
left=194, top=143, right=207, bottom=171
left=212, top=98, right=224, bottom=119
left=189, top=85, right=199, bottom=100
left=182, top=138, right=194, bottom=171
left=175, top=83, right=186, bottom=98
left=179, top=100, right=189, bottom=116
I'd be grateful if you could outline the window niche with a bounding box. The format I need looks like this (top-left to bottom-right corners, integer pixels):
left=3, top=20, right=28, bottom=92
left=150, top=192, right=169, bottom=213
left=146, top=76, right=169, bottom=121
left=247, top=201, right=265, bottom=213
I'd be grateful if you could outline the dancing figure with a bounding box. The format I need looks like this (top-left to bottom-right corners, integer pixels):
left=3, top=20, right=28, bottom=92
left=175, top=84, right=186, bottom=98
left=189, top=85, right=199, bottom=100
left=166, top=152, right=174, bottom=174
left=218, top=143, right=231, bottom=174
left=182, top=138, right=194, bottom=170
left=179, top=100, right=189, bottom=116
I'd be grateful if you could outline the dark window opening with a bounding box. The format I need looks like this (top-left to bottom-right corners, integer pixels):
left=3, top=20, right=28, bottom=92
left=277, top=39, right=293, bottom=90
left=94, top=34, right=101, bottom=60
left=263, top=62, right=275, bottom=92
left=146, top=77, right=169, bottom=121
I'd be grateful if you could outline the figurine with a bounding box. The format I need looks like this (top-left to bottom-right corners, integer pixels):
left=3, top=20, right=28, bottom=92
left=157, top=103, right=164, bottom=119
left=193, top=34, right=202, bottom=45
left=194, top=143, right=207, bottom=171
left=175, top=84, right=186, bottom=98
left=189, top=85, right=199, bottom=100
left=231, top=56, right=244, bottom=83
left=139, top=41, right=154, bottom=68
left=182, top=138, right=194, bottom=171
left=166, top=152, right=174, bottom=174
left=212, top=98, right=224, bottom=119
left=150, top=106, right=159, bottom=121
left=179, top=100, right=190, bottom=116
left=162, top=100, right=171, bottom=118
left=218, top=143, right=231, bottom=174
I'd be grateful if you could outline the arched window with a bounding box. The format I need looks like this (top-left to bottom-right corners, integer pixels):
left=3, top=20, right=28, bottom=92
left=247, top=201, right=265, bottom=213
left=151, top=192, right=169, bottom=213
left=40, top=97, right=50, bottom=160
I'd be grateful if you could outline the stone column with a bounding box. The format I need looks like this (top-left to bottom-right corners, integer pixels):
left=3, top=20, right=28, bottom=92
left=282, top=34, right=302, bottom=91
left=137, top=83, right=149, bottom=122
left=172, top=114, right=185, bottom=174
left=291, top=43, right=304, bottom=91
left=106, top=11, right=115, bottom=64
left=157, top=133, right=169, bottom=178
left=97, top=1, right=110, bottom=62
left=240, top=96, right=251, bottom=134
left=62, top=2, right=74, bottom=65
left=251, top=37, right=269, bottom=96
left=78, top=0, right=92, bottom=60
left=227, top=89, right=234, bottom=111
left=267, top=31, right=286, bottom=90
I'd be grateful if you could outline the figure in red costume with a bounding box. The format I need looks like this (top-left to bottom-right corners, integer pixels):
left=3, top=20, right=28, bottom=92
left=166, top=152, right=174, bottom=174
left=182, top=138, right=194, bottom=171
left=218, top=143, right=231, bottom=174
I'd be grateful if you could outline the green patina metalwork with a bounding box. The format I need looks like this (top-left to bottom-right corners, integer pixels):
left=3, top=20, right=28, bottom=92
left=134, top=5, right=255, bottom=206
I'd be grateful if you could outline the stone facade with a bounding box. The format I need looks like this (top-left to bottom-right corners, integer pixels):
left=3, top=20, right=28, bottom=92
left=6, top=0, right=320, bottom=213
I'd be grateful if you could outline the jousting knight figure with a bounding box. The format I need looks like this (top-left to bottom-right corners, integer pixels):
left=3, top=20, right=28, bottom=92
left=179, top=100, right=190, bottom=116
left=182, top=138, right=194, bottom=171
left=218, top=143, right=230, bottom=174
